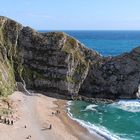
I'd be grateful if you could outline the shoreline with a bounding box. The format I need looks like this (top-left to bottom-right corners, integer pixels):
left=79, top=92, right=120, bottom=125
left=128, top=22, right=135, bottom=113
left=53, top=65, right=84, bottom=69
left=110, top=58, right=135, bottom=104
left=55, top=99, right=104, bottom=140
left=0, top=91, right=104, bottom=140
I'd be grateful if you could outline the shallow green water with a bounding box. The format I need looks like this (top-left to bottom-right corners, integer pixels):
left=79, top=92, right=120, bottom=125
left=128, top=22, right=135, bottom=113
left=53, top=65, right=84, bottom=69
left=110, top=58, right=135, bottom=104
left=68, top=100, right=140, bottom=140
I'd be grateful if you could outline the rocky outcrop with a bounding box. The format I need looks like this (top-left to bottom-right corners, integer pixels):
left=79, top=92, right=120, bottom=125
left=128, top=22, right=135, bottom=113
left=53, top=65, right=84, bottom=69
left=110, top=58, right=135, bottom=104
left=0, top=16, right=100, bottom=98
left=17, top=27, right=100, bottom=97
left=0, top=16, right=23, bottom=96
left=80, top=48, right=140, bottom=99
left=0, top=16, right=140, bottom=100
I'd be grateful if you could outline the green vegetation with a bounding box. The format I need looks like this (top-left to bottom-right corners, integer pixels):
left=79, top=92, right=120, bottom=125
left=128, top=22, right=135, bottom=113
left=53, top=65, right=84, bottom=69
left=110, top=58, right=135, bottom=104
left=0, top=60, right=15, bottom=97
left=63, top=37, right=87, bottom=63
left=0, top=19, right=90, bottom=97
left=0, top=108, right=12, bottom=116
left=22, top=67, right=44, bottom=80
left=0, top=24, right=16, bottom=97
left=62, top=36, right=89, bottom=84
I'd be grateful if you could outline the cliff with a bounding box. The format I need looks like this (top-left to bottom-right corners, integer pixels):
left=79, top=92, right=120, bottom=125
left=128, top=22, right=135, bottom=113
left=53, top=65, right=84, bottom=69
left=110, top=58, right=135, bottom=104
left=80, top=48, right=140, bottom=99
left=0, top=16, right=140, bottom=100
left=0, top=16, right=22, bottom=96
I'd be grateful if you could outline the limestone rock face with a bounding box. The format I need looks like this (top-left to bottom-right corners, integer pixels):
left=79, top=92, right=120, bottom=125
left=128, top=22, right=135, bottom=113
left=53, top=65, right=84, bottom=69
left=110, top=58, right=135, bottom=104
left=17, top=27, right=100, bottom=96
left=0, top=16, right=100, bottom=98
left=1, top=16, right=140, bottom=100
left=80, top=48, right=140, bottom=99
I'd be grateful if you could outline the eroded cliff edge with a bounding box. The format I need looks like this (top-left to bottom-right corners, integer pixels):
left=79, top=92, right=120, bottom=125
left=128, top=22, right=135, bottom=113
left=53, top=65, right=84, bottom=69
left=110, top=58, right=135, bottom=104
left=0, top=16, right=140, bottom=100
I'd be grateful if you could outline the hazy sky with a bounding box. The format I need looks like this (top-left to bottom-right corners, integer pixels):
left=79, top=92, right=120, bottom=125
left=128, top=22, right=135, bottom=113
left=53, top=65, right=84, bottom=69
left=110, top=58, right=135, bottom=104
left=1, top=0, right=140, bottom=30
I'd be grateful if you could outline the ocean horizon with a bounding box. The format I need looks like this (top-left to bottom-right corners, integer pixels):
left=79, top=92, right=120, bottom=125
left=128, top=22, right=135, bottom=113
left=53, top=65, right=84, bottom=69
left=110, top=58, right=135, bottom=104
left=40, top=30, right=140, bottom=56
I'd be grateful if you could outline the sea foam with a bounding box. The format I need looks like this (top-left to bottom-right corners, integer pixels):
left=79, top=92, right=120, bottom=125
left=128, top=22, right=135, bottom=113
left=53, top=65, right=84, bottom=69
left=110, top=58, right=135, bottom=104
left=111, top=100, right=140, bottom=113
left=67, top=101, right=129, bottom=140
left=82, top=104, right=98, bottom=111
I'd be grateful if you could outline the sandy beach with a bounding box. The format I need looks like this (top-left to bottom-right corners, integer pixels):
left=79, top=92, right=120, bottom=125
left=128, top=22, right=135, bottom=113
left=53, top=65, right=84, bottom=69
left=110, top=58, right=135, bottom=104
left=0, top=91, right=104, bottom=140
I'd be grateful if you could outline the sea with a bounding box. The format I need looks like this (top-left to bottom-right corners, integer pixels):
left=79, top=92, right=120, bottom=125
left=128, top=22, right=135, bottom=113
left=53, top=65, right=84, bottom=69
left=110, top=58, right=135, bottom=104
left=41, top=30, right=140, bottom=140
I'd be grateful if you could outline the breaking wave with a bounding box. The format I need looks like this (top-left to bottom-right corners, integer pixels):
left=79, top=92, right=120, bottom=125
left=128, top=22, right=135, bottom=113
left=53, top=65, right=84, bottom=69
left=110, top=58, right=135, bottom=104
left=67, top=101, right=128, bottom=140
left=111, top=100, right=140, bottom=113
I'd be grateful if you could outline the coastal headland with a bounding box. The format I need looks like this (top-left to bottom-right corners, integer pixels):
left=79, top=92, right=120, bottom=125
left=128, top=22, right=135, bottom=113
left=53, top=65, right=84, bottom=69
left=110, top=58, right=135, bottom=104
left=1, top=16, right=140, bottom=100
left=1, top=16, right=140, bottom=139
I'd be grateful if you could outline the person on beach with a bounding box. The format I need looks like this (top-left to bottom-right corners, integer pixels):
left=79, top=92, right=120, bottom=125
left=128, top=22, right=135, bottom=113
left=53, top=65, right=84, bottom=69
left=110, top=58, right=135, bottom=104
left=7, top=119, right=10, bottom=125
left=26, top=135, right=31, bottom=139
left=52, top=110, right=60, bottom=116
left=56, top=110, right=60, bottom=114
left=11, top=120, right=13, bottom=125
left=4, top=118, right=6, bottom=124
left=48, top=124, right=52, bottom=129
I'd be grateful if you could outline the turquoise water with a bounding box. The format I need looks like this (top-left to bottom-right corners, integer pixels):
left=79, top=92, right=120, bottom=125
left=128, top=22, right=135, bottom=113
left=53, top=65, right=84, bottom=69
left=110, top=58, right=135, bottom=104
left=68, top=100, right=140, bottom=140
left=64, top=31, right=140, bottom=140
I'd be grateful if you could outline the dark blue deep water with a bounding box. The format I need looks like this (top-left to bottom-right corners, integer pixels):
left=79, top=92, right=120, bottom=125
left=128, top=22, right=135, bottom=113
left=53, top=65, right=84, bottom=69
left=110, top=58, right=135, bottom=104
left=64, top=30, right=140, bottom=56
left=41, top=30, right=140, bottom=56
left=40, top=30, right=140, bottom=140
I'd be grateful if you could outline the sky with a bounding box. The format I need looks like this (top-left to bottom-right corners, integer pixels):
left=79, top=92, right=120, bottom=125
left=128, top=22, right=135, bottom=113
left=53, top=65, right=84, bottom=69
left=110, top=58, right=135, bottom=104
left=0, top=0, right=140, bottom=30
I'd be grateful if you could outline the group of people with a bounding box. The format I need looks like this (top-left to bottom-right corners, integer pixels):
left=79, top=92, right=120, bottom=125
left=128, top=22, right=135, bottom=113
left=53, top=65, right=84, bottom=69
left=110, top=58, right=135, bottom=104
left=52, top=110, right=60, bottom=116
left=0, top=116, right=14, bottom=125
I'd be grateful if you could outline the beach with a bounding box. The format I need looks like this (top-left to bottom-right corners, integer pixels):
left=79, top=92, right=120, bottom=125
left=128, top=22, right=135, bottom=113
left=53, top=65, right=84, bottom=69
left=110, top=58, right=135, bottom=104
left=0, top=91, right=103, bottom=140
